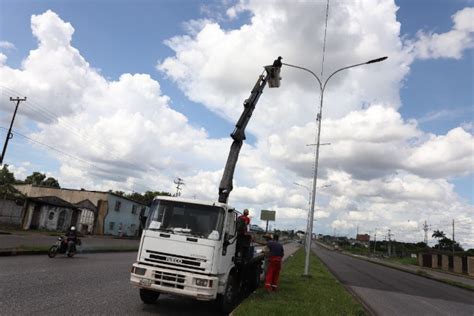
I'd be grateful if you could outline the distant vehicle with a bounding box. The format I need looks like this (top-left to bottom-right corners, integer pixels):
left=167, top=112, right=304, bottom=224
left=249, top=224, right=264, bottom=232
left=47, top=236, right=81, bottom=258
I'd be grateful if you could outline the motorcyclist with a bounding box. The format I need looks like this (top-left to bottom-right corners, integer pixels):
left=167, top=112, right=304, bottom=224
left=65, top=226, right=78, bottom=254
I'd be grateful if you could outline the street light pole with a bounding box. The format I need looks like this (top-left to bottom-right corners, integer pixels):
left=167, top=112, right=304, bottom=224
left=283, top=56, right=387, bottom=276
left=293, top=182, right=312, bottom=247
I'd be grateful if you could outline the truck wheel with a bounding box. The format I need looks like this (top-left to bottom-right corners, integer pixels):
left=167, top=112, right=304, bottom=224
left=220, top=273, right=238, bottom=314
left=139, top=289, right=160, bottom=304
left=248, top=264, right=261, bottom=291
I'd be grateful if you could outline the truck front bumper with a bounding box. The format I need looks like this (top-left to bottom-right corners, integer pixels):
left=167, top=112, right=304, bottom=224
left=130, top=262, right=218, bottom=301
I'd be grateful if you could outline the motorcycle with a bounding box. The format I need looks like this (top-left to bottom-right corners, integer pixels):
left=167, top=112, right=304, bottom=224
left=48, top=236, right=81, bottom=258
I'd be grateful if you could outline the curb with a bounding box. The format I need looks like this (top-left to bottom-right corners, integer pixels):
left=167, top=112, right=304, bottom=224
left=0, top=248, right=139, bottom=257
left=315, top=242, right=474, bottom=292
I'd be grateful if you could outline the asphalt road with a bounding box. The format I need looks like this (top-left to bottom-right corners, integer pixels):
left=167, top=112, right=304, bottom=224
left=313, top=244, right=474, bottom=316
left=0, top=252, right=224, bottom=316
left=0, top=243, right=300, bottom=315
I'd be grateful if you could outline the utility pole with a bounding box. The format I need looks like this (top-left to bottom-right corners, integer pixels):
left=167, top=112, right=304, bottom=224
left=387, top=229, right=394, bottom=257
left=452, top=219, right=455, bottom=254
left=422, top=220, right=432, bottom=246
left=373, top=231, right=377, bottom=253
left=356, top=225, right=359, bottom=238
left=1, top=97, right=26, bottom=165
left=173, top=177, right=185, bottom=197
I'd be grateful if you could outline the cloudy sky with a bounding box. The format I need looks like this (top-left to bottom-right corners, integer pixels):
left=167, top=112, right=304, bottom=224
left=0, top=0, right=472, bottom=248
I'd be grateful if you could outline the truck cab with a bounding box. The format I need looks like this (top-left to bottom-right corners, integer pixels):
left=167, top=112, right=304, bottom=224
left=130, top=196, right=261, bottom=312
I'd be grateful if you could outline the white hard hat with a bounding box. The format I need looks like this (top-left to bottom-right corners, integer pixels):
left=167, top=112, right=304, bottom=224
left=71, top=226, right=76, bottom=231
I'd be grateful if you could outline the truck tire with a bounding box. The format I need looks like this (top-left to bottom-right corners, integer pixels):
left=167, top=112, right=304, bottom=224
left=220, top=273, right=238, bottom=314
left=248, top=263, right=261, bottom=291
left=139, top=289, right=160, bottom=304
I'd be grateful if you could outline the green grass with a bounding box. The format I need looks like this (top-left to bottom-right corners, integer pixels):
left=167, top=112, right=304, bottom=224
left=234, top=249, right=366, bottom=316
left=387, top=257, right=418, bottom=266
left=341, top=246, right=370, bottom=256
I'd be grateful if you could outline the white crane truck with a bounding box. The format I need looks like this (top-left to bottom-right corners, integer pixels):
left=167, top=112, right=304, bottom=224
left=130, top=60, right=282, bottom=313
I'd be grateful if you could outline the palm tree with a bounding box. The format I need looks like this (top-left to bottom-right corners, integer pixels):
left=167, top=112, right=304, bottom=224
left=432, top=230, right=446, bottom=250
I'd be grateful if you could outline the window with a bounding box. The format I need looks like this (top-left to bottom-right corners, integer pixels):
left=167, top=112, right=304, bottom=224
left=132, top=205, right=137, bottom=214
left=109, top=222, right=115, bottom=230
left=114, top=201, right=121, bottom=212
left=140, top=206, right=146, bottom=216
left=146, top=200, right=225, bottom=240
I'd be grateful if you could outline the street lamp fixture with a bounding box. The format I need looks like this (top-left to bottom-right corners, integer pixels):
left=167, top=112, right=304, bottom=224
left=283, top=56, right=388, bottom=276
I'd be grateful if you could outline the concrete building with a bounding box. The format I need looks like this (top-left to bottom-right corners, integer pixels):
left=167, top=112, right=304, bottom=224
left=0, top=185, right=26, bottom=228
left=14, top=184, right=149, bottom=236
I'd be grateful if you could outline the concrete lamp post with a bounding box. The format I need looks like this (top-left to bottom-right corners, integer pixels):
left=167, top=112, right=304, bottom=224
left=283, top=56, right=388, bottom=277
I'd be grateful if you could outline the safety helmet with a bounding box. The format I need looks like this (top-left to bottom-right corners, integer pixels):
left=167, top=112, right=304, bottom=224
left=71, top=226, right=76, bottom=231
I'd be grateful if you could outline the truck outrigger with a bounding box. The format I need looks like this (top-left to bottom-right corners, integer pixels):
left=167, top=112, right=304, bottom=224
left=130, top=59, right=282, bottom=313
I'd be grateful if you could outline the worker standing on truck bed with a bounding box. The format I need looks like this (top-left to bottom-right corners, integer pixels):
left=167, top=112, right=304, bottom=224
left=264, top=234, right=284, bottom=292
left=237, top=209, right=250, bottom=233
left=236, top=209, right=251, bottom=261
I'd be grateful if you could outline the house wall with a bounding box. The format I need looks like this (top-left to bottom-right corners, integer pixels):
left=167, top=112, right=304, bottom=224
left=78, top=208, right=95, bottom=234
left=0, top=199, right=24, bottom=227
left=39, top=206, right=74, bottom=231
left=104, top=195, right=149, bottom=237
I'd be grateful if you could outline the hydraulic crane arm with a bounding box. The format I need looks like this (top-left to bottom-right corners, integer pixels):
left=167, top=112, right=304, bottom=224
left=218, top=63, right=281, bottom=204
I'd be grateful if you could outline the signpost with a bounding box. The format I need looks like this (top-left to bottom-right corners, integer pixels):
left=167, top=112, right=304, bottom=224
left=260, top=210, right=276, bottom=232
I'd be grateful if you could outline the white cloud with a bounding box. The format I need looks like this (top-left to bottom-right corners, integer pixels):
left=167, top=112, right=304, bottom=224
left=0, top=4, right=473, bottom=247
left=413, top=7, right=474, bottom=59
left=0, top=41, right=15, bottom=50
left=405, top=127, right=474, bottom=178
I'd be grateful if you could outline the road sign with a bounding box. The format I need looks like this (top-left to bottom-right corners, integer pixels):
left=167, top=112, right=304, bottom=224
left=260, top=210, right=276, bottom=221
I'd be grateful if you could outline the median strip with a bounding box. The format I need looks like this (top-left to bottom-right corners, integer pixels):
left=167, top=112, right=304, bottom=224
left=232, top=248, right=366, bottom=316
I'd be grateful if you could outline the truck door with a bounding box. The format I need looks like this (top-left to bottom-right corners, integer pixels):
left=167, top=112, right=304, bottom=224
left=220, top=210, right=237, bottom=274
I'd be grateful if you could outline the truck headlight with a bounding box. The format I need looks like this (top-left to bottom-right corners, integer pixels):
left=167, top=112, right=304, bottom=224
left=195, top=278, right=208, bottom=287
left=132, top=267, right=147, bottom=276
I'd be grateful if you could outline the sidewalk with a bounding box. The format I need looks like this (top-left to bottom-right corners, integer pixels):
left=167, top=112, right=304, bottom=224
left=315, top=241, right=474, bottom=291
left=0, top=230, right=140, bottom=255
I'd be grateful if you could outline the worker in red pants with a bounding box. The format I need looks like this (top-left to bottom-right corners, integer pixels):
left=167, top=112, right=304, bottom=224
left=264, top=234, right=284, bottom=292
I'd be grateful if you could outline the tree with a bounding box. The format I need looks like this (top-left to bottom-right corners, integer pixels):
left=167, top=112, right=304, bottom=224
left=431, top=230, right=445, bottom=239
left=42, top=177, right=60, bottom=188
left=0, top=165, right=16, bottom=185
left=24, top=172, right=60, bottom=188
left=432, top=230, right=446, bottom=250
left=141, top=191, right=172, bottom=205
left=25, top=172, right=46, bottom=185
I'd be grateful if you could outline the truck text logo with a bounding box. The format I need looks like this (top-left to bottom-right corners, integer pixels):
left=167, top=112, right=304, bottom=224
left=166, top=256, right=183, bottom=264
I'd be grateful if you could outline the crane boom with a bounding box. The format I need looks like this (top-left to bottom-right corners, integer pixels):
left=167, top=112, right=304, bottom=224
left=218, top=63, right=281, bottom=204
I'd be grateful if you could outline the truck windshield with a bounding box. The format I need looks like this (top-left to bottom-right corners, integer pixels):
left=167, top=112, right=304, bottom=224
left=145, top=199, right=225, bottom=240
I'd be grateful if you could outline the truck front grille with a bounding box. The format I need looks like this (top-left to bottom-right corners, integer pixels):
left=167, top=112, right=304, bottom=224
left=155, top=271, right=185, bottom=289
left=145, top=250, right=206, bottom=272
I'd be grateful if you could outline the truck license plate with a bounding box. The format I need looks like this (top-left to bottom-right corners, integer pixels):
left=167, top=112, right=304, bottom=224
left=139, top=278, right=152, bottom=286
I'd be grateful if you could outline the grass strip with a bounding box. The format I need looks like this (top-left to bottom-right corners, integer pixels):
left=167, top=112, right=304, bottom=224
left=234, top=248, right=366, bottom=316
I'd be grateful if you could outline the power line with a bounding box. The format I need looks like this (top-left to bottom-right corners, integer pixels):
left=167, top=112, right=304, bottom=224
left=1, top=86, right=165, bottom=184
left=1, top=86, right=126, bottom=163
left=0, top=127, right=156, bottom=193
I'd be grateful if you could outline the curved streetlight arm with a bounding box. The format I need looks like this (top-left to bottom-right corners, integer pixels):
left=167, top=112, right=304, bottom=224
left=323, top=56, right=388, bottom=91
left=282, top=63, right=323, bottom=91
left=293, top=182, right=311, bottom=192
